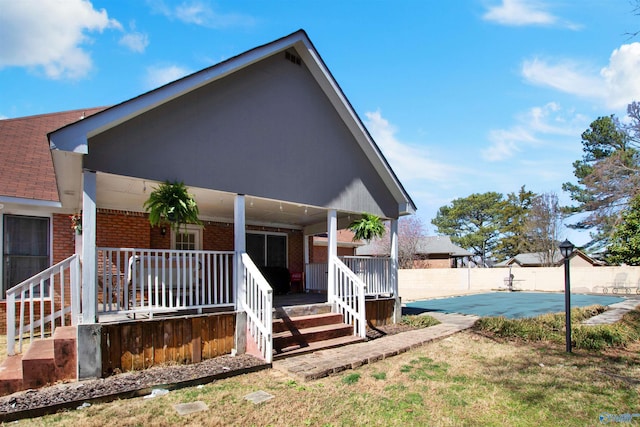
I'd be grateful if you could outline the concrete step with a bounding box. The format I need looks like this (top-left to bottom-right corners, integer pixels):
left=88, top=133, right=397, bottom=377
left=273, top=303, right=333, bottom=319
left=272, top=312, right=344, bottom=334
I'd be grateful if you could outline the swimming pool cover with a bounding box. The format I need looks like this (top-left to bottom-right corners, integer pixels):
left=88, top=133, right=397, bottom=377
left=404, top=292, right=624, bottom=319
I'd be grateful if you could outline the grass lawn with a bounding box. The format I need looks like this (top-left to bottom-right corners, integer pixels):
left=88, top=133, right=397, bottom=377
left=10, top=320, right=640, bottom=427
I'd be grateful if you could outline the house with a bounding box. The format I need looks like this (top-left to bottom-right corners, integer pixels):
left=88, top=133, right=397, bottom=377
left=356, top=235, right=472, bottom=268
left=0, top=30, right=415, bottom=392
left=496, top=249, right=602, bottom=268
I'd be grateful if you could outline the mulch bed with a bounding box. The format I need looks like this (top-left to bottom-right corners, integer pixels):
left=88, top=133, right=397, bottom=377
left=0, top=323, right=417, bottom=422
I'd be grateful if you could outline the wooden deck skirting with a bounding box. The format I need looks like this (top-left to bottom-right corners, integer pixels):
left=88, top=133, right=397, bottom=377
left=365, top=297, right=395, bottom=327
left=101, top=312, right=236, bottom=376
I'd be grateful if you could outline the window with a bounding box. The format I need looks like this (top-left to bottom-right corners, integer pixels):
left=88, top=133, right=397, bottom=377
left=2, top=215, right=50, bottom=297
left=246, top=232, right=287, bottom=268
left=171, top=224, right=202, bottom=250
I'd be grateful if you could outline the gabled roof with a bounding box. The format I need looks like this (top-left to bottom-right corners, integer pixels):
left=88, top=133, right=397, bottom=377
left=415, top=236, right=473, bottom=257
left=496, top=249, right=602, bottom=267
left=48, top=29, right=416, bottom=217
left=356, top=235, right=472, bottom=257
left=0, top=108, right=105, bottom=204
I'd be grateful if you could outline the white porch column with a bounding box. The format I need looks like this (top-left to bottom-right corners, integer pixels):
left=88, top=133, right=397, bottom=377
left=233, top=194, right=247, bottom=355
left=327, top=210, right=337, bottom=304
left=234, top=194, right=246, bottom=310
left=81, top=170, right=97, bottom=324
left=390, top=218, right=401, bottom=323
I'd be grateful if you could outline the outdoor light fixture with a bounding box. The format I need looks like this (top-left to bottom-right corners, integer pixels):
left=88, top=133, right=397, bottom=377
left=161, top=226, right=167, bottom=236
left=559, top=239, right=574, bottom=259
left=559, top=239, right=575, bottom=353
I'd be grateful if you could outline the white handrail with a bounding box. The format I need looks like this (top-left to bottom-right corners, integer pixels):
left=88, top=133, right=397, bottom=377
left=306, top=257, right=393, bottom=297
left=6, top=254, right=80, bottom=356
left=240, top=253, right=273, bottom=363
left=332, top=256, right=367, bottom=338
left=340, top=256, right=393, bottom=296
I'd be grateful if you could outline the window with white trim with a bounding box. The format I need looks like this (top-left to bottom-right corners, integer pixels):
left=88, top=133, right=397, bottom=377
left=171, top=224, right=202, bottom=250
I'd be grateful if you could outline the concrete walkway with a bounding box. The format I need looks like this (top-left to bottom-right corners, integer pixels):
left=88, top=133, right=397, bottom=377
left=581, top=296, right=640, bottom=325
left=272, top=312, right=479, bottom=381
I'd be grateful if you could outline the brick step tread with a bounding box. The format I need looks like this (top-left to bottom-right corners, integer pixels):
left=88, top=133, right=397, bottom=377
left=21, top=339, right=54, bottom=361
left=273, top=335, right=364, bottom=359
left=272, top=313, right=344, bottom=333
left=273, top=322, right=353, bottom=340
left=274, top=323, right=354, bottom=350
left=0, top=355, right=23, bottom=381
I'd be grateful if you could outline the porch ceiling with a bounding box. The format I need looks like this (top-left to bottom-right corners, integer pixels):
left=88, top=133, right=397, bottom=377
left=95, top=173, right=350, bottom=230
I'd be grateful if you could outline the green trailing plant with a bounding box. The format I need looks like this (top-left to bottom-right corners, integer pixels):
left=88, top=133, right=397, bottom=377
left=143, top=180, right=202, bottom=232
left=348, top=212, right=385, bottom=242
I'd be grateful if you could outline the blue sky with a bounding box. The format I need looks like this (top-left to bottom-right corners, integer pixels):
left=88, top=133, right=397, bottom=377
left=1, top=1, right=639, bottom=246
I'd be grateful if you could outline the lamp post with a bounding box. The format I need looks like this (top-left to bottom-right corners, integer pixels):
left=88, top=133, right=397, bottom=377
left=559, top=239, right=575, bottom=353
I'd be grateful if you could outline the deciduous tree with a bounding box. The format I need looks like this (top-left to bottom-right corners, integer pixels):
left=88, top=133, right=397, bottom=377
left=524, top=192, right=564, bottom=266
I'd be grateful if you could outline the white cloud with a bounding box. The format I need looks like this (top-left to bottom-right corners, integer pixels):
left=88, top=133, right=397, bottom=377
left=521, top=58, right=604, bottom=99
left=145, top=65, right=191, bottom=88
left=0, top=0, right=121, bottom=79
left=600, top=43, right=640, bottom=109
left=364, top=110, right=459, bottom=183
left=522, top=43, right=640, bottom=109
left=483, top=0, right=558, bottom=27
left=483, top=128, right=532, bottom=161
left=483, top=0, right=580, bottom=29
left=148, top=0, right=256, bottom=28
left=483, top=103, right=586, bottom=162
left=119, top=32, right=150, bottom=53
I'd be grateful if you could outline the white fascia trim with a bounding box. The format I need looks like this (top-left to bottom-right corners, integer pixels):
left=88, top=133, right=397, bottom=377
left=0, top=196, right=61, bottom=208
left=297, top=40, right=415, bottom=214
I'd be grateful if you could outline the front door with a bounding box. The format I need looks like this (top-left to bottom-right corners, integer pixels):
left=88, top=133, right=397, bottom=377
left=2, top=215, right=50, bottom=297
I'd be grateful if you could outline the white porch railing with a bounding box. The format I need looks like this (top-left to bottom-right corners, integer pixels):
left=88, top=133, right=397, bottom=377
left=305, top=256, right=393, bottom=296
left=332, top=256, right=367, bottom=338
left=97, top=248, right=235, bottom=317
left=6, top=254, right=81, bottom=356
left=340, top=256, right=393, bottom=296
left=241, top=253, right=273, bottom=363
left=305, top=262, right=328, bottom=292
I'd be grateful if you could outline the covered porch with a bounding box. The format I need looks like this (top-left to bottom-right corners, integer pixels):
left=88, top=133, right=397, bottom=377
left=3, top=30, right=416, bottom=389
left=6, top=173, right=403, bottom=371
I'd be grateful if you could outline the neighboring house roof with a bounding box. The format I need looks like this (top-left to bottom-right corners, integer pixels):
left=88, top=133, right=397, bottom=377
left=355, top=235, right=472, bottom=257
left=48, top=29, right=416, bottom=222
left=313, top=229, right=362, bottom=248
left=0, top=108, right=105, bottom=204
left=496, top=249, right=602, bottom=267
left=415, top=236, right=473, bottom=257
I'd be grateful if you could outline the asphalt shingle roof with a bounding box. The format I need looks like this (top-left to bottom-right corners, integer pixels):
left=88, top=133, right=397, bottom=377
left=0, top=108, right=105, bottom=202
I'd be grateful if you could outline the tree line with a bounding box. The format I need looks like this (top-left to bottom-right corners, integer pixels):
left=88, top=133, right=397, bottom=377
left=431, top=102, right=640, bottom=266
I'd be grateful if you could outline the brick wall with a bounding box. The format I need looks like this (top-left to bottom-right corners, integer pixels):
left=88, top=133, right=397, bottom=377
left=52, top=213, right=76, bottom=263
left=96, top=209, right=150, bottom=249
left=202, top=222, right=234, bottom=251
left=311, top=246, right=355, bottom=263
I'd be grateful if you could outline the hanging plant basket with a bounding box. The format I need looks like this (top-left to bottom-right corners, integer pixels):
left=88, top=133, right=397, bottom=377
left=143, top=181, right=203, bottom=232
left=348, top=212, right=385, bottom=243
